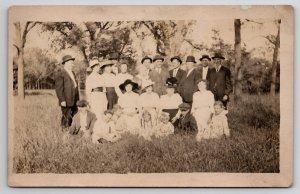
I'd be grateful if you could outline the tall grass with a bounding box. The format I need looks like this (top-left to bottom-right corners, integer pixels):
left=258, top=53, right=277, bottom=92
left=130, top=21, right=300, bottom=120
left=12, top=91, right=279, bottom=173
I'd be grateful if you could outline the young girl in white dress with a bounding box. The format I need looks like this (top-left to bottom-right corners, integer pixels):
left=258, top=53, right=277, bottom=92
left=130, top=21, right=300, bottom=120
left=154, top=112, right=174, bottom=138
left=204, top=101, right=230, bottom=139
left=139, top=110, right=155, bottom=140
left=191, top=79, right=215, bottom=141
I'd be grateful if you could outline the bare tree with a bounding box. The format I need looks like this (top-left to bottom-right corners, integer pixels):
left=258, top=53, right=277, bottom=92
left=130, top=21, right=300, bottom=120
left=233, top=19, right=243, bottom=101
left=13, top=21, right=40, bottom=99
left=268, top=20, right=280, bottom=96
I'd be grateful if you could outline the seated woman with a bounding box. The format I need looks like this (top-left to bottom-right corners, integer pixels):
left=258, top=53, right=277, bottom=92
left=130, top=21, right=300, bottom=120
left=154, top=112, right=174, bottom=138
left=191, top=79, right=215, bottom=141
left=159, top=77, right=183, bottom=121
left=138, top=80, right=160, bottom=126
left=118, top=79, right=141, bottom=135
left=69, top=100, right=97, bottom=139
left=92, top=110, right=120, bottom=144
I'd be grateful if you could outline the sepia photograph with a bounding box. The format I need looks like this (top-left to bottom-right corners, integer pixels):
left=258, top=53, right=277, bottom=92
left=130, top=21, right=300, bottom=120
left=7, top=5, right=293, bottom=187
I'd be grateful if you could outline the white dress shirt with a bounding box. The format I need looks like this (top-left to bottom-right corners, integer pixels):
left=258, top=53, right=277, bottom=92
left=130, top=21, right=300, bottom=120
left=202, top=66, right=209, bottom=80
left=64, top=67, right=77, bottom=87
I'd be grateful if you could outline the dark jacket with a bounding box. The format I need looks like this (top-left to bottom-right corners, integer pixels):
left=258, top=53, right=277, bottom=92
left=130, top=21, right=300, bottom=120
left=178, top=68, right=202, bottom=103
left=206, top=66, right=233, bottom=99
left=55, top=69, right=79, bottom=107
left=175, top=111, right=198, bottom=133
left=149, top=67, right=170, bottom=96
left=69, top=110, right=97, bottom=135
left=169, top=68, right=186, bottom=84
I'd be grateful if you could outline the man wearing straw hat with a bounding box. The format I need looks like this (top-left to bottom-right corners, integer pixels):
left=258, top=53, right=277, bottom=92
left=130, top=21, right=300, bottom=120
left=55, top=55, right=80, bottom=131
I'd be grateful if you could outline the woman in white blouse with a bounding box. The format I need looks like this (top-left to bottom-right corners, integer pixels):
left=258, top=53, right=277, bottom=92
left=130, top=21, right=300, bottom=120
left=159, top=77, right=183, bottom=122
left=191, top=79, right=215, bottom=133
left=85, top=59, right=107, bottom=122
left=138, top=80, right=160, bottom=126
left=118, top=79, right=141, bottom=135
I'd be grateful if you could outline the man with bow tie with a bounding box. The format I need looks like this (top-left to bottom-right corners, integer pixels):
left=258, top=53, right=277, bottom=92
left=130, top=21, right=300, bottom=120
left=169, top=56, right=186, bottom=85
left=206, top=53, right=233, bottom=109
left=55, top=55, right=80, bottom=131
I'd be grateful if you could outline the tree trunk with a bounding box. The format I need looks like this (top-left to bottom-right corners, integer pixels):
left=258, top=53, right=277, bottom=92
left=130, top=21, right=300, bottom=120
left=14, top=22, right=25, bottom=99
left=270, top=20, right=280, bottom=96
left=233, top=19, right=243, bottom=101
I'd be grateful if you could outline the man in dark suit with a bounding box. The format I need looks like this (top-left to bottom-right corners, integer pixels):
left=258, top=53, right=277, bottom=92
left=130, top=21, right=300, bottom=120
left=149, top=55, right=169, bottom=96
left=178, top=56, right=202, bottom=105
left=169, top=56, right=186, bottom=85
left=206, top=53, right=233, bottom=109
left=55, top=55, right=80, bottom=131
left=198, top=54, right=211, bottom=80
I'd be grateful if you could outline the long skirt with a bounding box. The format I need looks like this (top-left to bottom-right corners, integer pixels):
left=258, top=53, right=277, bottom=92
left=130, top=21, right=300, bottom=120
left=106, top=87, right=118, bottom=110
left=90, top=91, right=107, bottom=121
left=193, top=107, right=212, bottom=140
left=121, top=113, right=141, bottom=135
left=162, top=109, right=178, bottom=121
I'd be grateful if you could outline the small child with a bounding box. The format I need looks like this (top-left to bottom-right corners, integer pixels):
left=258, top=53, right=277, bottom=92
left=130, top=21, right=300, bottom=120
left=69, top=100, right=97, bottom=139
left=92, top=110, right=120, bottom=144
left=139, top=110, right=155, bottom=140
left=154, top=112, right=174, bottom=138
left=200, top=101, right=230, bottom=140
left=111, top=104, right=127, bottom=135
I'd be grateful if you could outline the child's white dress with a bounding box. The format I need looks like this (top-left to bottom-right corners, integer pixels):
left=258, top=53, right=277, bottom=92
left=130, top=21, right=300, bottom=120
left=198, top=110, right=230, bottom=140
left=154, top=122, right=174, bottom=137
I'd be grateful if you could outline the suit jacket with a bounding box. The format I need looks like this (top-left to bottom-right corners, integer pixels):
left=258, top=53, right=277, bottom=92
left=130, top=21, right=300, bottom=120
left=169, top=68, right=186, bottom=84
left=69, top=110, right=97, bottom=135
left=55, top=69, right=79, bottom=107
left=175, top=111, right=198, bottom=133
left=178, top=68, right=202, bottom=103
left=149, top=67, right=170, bottom=96
left=206, top=66, right=233, bottom=99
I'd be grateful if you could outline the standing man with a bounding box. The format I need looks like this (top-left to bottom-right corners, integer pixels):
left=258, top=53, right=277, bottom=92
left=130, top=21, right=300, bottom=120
left=149, top=55, right=169, bottom=96
left=178, top=56, right=201, bottom=105
left=55, top=55, right=80, bottom=131
left=141, top=56, right=153, bottom=70
left=206, top=52, right=233, bottom=109
left=199, top=54, right=211, bottom=80
left=169, top=56, right=186, bottom=84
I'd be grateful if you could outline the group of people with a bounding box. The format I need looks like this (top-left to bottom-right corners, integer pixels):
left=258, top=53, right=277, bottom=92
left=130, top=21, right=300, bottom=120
left=55, top=52, right=232, bottom=143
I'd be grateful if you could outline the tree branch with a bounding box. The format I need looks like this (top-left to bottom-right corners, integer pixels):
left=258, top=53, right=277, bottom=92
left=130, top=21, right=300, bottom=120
left=184, top=39, right=206, bottom=51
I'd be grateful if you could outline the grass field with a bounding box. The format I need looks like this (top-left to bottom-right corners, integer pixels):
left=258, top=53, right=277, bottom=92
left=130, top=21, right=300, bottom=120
left=12, top=90, right=280, bottom=173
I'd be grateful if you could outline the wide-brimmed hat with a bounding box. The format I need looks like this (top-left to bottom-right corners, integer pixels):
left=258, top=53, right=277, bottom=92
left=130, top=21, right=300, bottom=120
left=199, top=54, right=211, bottom=61
left=100, top=60, right=114, bottom=69
left=62, top=55, right=75, bottom=64
left=178, top=103, right=191, bottom=111
left=141, top=56, right=152, bottom=64
left=119, top=79, right=139, bottom=91
left=153, top=55, right=164, bottom=62
left=142, top=80, right=155, bottom=90
left=170, top=56, right=182, bottom=64
left=212, top=53, right=225, bottom=60
left=186, top=56, right=196, bottom=63
left=89, top=59, right=100, bottom=68
left=165, top=77, right=178, bottom=88
left=76, top=100, right=89, bottom=107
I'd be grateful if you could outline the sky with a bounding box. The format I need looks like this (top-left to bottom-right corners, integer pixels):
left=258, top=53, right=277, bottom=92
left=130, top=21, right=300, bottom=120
left=24, top=19, right=278, bottom=62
